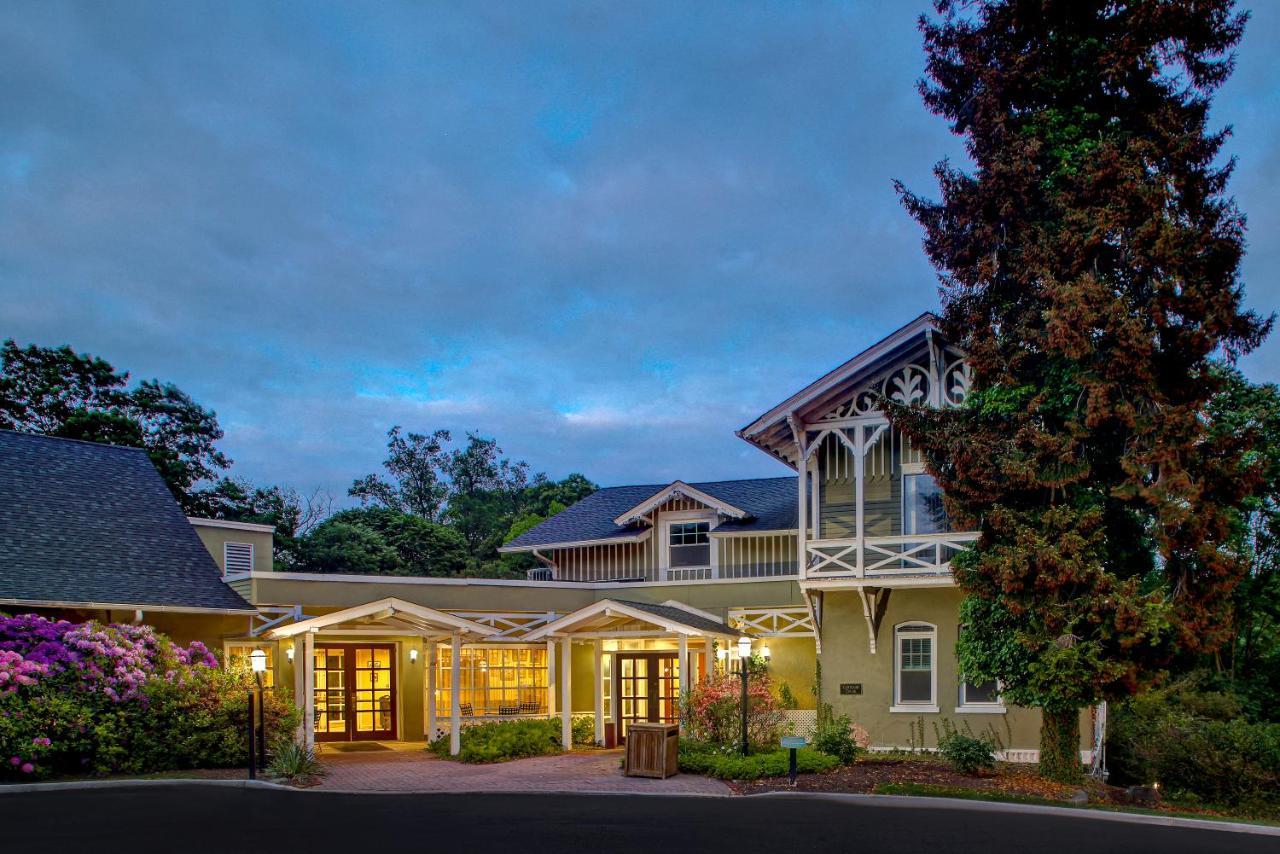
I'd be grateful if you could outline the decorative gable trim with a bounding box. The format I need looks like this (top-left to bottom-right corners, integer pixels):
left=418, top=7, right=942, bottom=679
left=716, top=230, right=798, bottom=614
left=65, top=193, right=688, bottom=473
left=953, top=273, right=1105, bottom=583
left=611, top=480, right=750, bottom=527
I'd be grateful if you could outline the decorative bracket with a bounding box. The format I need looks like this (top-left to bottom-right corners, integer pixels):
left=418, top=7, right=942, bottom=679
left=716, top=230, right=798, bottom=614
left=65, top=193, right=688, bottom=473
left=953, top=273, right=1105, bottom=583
left=857, top=587, right=892, bottom=654
left=250, top=605, right=314, bottom=638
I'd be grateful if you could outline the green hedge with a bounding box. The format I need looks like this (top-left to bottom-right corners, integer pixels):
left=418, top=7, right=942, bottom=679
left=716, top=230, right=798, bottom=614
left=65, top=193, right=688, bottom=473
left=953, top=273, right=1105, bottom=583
left=428, top=718, right=564, bottom=763
left=1109, top=687, right=1280, bottom=808
left=678, top=741, right=839, bottom=780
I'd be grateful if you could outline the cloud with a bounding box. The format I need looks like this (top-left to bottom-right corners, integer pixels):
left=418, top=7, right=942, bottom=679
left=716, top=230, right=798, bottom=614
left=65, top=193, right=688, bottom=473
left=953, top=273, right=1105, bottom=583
left=2, top=1, right=1277, bottom=500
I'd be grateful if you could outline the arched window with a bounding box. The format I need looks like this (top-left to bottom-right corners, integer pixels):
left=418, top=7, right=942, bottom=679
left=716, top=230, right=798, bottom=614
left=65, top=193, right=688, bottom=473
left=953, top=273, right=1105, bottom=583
left=892, top=622, right=938, bottom=712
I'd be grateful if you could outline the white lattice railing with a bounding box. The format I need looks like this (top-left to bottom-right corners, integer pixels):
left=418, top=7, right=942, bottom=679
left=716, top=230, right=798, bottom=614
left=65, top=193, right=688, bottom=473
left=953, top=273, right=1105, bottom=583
left=805, top=531, right=979, bottom=578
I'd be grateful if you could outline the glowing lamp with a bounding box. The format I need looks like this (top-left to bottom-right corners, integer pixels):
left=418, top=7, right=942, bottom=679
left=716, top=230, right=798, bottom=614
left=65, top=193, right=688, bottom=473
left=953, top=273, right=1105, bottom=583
left=249, top=649, right=267, bottom=674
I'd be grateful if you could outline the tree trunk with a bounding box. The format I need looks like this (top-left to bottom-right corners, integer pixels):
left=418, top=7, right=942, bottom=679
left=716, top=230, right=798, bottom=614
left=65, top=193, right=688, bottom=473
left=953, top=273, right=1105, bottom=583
left=1039, top=707, right=1082, bottom=784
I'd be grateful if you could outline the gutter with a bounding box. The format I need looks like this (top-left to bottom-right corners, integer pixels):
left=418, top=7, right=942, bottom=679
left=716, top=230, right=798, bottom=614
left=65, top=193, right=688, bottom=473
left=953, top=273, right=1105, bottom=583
left=0, top=597, right=257, bottom=616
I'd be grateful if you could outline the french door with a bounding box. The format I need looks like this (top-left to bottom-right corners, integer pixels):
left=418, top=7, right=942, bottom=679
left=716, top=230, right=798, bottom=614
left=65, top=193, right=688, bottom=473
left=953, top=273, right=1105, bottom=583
left=313, top=644, right=397, bottom=741
left=613, top=652, right=680, bottom=742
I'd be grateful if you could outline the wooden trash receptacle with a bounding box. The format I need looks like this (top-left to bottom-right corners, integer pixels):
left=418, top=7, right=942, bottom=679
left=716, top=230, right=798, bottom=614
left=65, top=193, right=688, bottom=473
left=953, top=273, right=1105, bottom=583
left=625, top=722, right=680, bottom=778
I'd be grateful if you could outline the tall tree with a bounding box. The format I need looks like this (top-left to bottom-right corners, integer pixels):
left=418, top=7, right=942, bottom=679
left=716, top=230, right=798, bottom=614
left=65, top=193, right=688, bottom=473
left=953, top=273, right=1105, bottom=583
left=349, top=426, right=452, bottom=521
left=1, top=340, right=231, bottom=514
left=890, top=0, right=1271, bottom=780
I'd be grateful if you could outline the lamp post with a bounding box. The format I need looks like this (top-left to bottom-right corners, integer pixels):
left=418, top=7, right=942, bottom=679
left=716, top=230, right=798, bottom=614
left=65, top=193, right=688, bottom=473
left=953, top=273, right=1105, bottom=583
left=737, top=636, right=752, bottom=756
left=250, top=649, right=267, bottom=772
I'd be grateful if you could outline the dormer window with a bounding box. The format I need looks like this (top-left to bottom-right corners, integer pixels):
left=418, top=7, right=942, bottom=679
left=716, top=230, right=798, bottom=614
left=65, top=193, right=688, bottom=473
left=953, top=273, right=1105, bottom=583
left=660, top=511, right=718, bottom=580
left=669, top=521, right=711, bottom=568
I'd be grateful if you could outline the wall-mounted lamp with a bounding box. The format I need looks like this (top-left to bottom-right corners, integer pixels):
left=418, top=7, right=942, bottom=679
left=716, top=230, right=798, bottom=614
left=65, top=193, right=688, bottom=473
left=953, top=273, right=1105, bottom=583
left=716, top=647, right=728, bottom=661
left=409, top=648, right=419, bottom=663
left=286, top=644, right=295, bottom=662
left=760, top=644, right=771, bottom=661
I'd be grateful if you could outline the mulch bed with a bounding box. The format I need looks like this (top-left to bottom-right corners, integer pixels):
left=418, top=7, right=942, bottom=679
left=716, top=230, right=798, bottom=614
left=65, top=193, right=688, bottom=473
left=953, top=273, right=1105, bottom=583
left=729, top=757, right=1089, bottom=801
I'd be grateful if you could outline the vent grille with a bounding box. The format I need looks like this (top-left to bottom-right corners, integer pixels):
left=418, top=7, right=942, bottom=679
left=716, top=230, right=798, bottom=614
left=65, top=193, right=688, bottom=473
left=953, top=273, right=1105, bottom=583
left=224, top=542, right=254, bottom=575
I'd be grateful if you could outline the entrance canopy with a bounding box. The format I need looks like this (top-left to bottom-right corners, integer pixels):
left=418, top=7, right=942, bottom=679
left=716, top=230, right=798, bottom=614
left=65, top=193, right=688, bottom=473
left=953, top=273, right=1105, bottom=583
left=265, top=597, right=498, bottom=641
left=526, top=598, right=742, bottom=642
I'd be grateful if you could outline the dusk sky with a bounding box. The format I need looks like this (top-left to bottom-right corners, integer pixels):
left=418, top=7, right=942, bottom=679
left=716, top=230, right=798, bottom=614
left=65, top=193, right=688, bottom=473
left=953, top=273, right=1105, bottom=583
left=3, top=2, right=1278, bottom=501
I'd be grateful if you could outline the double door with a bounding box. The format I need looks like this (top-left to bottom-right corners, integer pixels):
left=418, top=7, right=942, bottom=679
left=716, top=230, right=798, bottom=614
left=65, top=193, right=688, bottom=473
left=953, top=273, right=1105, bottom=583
left=613, top=652, right=680, bottom=742
left=313, top=644, right=397, bottom=741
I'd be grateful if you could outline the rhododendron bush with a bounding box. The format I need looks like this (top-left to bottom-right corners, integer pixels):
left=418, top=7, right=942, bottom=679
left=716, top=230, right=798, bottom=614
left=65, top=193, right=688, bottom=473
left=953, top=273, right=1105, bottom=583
left=681, top=671, right=786, bottom=752
left=0, top=614, right=299, bottom=779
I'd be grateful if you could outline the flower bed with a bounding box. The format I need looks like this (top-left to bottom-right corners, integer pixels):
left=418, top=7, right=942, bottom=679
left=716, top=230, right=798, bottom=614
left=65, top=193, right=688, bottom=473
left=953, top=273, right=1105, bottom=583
left=0, top=614, right=299, bottom=780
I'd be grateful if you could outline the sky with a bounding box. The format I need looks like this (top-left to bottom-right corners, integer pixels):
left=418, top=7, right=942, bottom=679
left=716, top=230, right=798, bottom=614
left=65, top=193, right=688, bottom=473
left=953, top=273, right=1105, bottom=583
left=3, top=1, right=1278, bottom=501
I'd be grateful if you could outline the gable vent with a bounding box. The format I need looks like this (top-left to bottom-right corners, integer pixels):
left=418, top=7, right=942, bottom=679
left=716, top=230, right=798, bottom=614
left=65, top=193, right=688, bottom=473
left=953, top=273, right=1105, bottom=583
left=224, top=542, right=255, bottom=575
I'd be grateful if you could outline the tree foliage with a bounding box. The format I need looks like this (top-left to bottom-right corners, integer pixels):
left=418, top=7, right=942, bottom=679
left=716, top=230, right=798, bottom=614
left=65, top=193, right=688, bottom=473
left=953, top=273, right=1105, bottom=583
left=0, top=340, right=230, bottom=514
left=888, top=0, right=1271, bottom=780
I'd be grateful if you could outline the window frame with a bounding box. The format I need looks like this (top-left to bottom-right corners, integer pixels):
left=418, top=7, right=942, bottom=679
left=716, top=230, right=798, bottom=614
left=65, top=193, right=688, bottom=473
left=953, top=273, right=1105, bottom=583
left=891, top=621, right=938, bottom=713
left=955, top=623, right=1005, bottom=713
left=658, top=510, right=719, bottom=580
left=901, top=471, right=948, bottom=537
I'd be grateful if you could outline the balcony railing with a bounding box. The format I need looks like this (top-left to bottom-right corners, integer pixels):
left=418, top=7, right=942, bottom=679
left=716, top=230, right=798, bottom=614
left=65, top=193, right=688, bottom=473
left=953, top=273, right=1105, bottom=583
left=804, top=531, right=979, bottom=579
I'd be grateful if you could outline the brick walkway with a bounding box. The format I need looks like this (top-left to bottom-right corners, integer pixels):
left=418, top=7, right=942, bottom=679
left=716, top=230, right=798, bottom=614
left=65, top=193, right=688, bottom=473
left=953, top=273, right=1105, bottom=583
left=312, top=746, right=730, bottom=795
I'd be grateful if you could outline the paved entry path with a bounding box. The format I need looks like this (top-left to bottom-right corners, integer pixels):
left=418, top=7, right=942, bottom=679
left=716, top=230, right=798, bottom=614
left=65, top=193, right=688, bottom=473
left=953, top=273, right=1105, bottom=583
left=313, top=747, right=731, bottom=795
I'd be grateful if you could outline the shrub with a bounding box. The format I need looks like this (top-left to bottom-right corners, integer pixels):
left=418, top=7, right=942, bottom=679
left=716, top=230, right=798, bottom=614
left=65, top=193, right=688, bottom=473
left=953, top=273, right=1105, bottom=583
left=571, top=714, right=596, bottom=746
left=938, top=730, right=997, bottom=775
left=811, top=706, right=860, bottom=765
left=1109, top=684, right=1280, bottom=807
left=678, top=740, right=838, bottom=780
left=0, top=614, right=299, bottom=780
left=428, top=718, right=563, bottom=763
left=682, top=672, right=786, bottom=752
left=268, top=741, right=323, bottom=784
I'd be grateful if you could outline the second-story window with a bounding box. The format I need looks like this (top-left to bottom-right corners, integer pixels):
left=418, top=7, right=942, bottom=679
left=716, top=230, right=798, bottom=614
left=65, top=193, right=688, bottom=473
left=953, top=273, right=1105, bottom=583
left=903, top=473, right=948, bottom=535
left=668, top=521, right=711, bottom=568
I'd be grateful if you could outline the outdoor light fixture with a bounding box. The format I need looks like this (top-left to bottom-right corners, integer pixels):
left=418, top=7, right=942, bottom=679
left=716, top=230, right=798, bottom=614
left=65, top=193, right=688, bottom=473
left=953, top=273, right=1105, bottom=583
left=716, top=647, right=728, bottom=661
left=249, top=649, right=267, bottom=673
left=409, top=648, right=419, bottom=663
left=760, top=644, right=771, bottom=661
left=737, top=636, right=752, bottom=658
left=285, top=644, right=294, bottom=662
left=248, top=649, right=267, bottom=775
left=736, top=635, right=753, bottom=756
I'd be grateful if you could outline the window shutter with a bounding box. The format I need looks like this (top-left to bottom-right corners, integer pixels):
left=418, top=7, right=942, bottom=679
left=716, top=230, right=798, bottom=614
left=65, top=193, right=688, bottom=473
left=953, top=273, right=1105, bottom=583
left=224, top=541, right=254, bottom=575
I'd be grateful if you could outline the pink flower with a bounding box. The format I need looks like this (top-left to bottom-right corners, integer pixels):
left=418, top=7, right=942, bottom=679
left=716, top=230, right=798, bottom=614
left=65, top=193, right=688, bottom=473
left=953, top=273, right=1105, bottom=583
left=21, top=763, right=34, bottom=774
left=9, top=756, right=19, bottom=766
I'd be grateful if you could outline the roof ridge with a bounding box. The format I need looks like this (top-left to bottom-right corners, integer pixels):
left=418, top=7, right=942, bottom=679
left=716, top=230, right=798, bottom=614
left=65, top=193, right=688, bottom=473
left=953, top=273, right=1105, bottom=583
left=593, top=474, right=795, bottom=493
left=0, top=428, right=151, bottom=455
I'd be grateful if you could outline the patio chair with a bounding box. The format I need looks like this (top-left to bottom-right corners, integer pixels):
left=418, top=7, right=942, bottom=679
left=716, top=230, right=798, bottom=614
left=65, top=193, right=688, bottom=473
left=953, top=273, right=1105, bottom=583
left=460, top=703, right=474, bottom=717
left=498, top=704, right=519, bottom=717
left=519, top=701, right=539, bottom=715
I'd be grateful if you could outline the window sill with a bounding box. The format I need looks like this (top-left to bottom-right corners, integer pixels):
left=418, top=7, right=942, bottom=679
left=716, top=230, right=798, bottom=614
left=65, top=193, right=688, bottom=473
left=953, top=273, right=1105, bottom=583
left=889, top=705, right=939, bottom=714
left=954, top=705, right=1006, bottom=715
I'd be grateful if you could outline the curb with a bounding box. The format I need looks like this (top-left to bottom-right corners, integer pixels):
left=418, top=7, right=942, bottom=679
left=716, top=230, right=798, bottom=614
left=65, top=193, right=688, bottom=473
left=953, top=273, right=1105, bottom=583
left=749, top=791, right=1280, bottom=837
left=0, top=777, right=292, bottom=795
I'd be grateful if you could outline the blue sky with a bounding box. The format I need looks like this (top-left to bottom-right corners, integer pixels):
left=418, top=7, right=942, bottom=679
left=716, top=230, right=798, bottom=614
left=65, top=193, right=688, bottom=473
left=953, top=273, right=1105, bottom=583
left=3, top=2, right=1278, bottom=499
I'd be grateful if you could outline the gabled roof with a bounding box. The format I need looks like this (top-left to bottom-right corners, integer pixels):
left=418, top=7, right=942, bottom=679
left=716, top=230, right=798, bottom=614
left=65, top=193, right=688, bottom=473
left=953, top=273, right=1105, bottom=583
left=500, top=476, right=797, bottom=552
left=0, top=431, right=254, bottom=613
left=736, top=312, right=942, bottom=466
left=525, top=598, right=742, bottom=640
left=611, top=480, right=749, bottom=527
left=265, top=597, right=498, bottom=640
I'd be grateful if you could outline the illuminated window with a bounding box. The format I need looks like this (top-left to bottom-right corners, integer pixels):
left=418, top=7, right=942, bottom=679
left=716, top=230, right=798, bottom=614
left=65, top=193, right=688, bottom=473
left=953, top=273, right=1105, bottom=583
left=225, top=643, right=274, bottom=689
left=436, top=647, right=548, bottom=717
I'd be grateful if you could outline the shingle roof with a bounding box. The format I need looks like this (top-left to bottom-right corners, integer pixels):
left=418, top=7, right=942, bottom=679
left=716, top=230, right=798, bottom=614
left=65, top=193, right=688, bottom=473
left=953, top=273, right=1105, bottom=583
left=0, top=431, right=254, bottom=612
left=611, top=599, right=740, bottom=637
left=503, top=476, right=798, bottom=550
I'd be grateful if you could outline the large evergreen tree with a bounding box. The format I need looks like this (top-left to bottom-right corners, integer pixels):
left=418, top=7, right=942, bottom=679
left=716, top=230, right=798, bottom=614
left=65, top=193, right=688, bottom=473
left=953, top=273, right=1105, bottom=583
left=890, top=0, right=1271, bottom=780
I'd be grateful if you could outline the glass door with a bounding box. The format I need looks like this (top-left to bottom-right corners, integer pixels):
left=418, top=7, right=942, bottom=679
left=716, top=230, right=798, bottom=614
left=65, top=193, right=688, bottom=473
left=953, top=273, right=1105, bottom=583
left=614, top=652, right=680, bottom=741
left=313, top=644, right=397, bottom=741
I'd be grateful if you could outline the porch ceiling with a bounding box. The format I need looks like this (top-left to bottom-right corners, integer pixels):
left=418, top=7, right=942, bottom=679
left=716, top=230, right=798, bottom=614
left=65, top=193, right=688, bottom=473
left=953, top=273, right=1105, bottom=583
left=263, top=596, right=499, bottom=640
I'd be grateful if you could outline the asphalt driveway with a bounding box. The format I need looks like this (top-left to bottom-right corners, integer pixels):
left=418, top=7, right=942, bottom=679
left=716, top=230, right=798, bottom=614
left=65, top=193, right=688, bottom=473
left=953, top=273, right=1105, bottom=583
left=3, top=784, right=1275, bottom=854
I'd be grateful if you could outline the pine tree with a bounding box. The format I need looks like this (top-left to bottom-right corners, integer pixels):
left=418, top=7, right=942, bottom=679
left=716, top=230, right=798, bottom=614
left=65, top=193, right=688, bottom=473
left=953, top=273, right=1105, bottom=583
left=890, top=0, right=1271, bottom=781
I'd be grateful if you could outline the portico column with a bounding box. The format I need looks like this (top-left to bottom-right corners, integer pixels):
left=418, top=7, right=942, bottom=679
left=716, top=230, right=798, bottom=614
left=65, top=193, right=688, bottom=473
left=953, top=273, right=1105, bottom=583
left=593, top=639, right=604, bottom=746
left=677, top=634, right=689, bottom=734
left=701, top=642, right=712, bottom=686
left=560, top=637, right=573, bottom=750
left=546, top=639, right=557, bottom=720
left=449, top=633, right=462, bottom=756
left=426, top=640, right=437, bottom=742
left=293, top=638, right=305, bottom=744
left=301, top=630, right=315, bottom=750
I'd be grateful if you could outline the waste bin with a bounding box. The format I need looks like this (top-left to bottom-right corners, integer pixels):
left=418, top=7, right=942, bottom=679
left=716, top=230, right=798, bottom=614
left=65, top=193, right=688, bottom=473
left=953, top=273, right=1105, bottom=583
left=624, top=722, right=679, bottom=779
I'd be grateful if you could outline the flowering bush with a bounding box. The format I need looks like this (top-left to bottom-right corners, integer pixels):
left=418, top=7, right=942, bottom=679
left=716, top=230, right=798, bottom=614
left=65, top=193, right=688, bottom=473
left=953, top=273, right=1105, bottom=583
left=0, top=614, right=299, bottom=780
left=682, top=671, right=786, bottom=752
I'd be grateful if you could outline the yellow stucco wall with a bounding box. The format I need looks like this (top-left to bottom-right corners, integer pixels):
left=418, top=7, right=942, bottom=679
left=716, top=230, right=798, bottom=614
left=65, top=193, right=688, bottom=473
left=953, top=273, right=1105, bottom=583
left=191, top=523, right=275, bottom=574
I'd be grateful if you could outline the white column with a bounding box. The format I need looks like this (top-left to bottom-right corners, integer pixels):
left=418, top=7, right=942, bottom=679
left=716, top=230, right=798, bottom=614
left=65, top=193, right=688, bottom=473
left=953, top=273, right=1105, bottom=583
left=593, top=639, right=604, bottom=746
left=302, top=630, right=315, bottom=750
left=292, top=640, right=305, bottom=744
left=701, top=643, right=712, bottom=686
left=854, top=426, right=866, bottom=576
left=796, top=428, right=809, bottom=578
left=560, top=637, right=573, bottom=750
left=449, top=633, right=462, bottom=756
left=426, top=640, right=437, bottom=742
left=546, top=638, right=557, bottom=720
left=677, top=634, right=689, bottom=733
